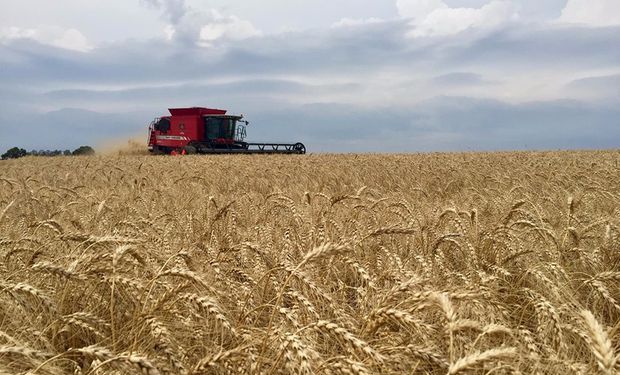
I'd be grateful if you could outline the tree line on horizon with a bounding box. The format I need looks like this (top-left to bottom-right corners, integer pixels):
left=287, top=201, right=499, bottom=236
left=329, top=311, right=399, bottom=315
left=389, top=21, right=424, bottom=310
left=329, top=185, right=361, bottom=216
left=1, top=146, right=95, bottom=160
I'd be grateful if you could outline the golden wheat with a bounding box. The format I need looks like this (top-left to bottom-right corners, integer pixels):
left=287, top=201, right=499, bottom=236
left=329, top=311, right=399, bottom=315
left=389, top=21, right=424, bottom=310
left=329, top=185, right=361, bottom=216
left=0, top=150, right=618, bottom=374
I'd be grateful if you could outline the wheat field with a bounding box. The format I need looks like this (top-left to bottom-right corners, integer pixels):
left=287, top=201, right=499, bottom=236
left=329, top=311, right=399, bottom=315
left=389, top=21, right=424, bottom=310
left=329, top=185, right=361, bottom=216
left=0, top=151, right=619, bottom=374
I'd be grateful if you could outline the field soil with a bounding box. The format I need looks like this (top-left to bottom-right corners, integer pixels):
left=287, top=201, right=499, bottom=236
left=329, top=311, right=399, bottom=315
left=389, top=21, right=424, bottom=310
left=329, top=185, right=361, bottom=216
left=0, top=151, right=619, bottom=374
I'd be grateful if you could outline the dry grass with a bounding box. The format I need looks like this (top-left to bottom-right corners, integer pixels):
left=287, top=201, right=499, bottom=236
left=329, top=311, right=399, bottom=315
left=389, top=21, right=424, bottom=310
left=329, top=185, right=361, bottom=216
left=0, top=150, right=619, bottom=374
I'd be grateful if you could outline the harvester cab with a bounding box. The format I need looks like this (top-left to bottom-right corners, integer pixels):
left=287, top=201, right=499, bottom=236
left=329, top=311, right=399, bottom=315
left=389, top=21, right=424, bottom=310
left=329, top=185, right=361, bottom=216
left=148, top=107, right=306, bottom=155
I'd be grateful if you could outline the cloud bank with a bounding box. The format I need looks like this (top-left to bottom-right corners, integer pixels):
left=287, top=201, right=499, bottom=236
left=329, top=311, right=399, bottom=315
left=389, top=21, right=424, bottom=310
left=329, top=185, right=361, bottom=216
left=398, top=0, right=519, bottom=37
left=559, top=0, right=620, bottom=27
left=0, top=0, right=618, bottom=152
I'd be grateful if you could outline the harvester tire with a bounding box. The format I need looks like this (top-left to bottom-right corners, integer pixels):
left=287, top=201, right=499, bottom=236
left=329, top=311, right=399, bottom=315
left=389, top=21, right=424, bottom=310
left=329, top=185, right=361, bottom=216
left=183, top=145, right=197, bottom=155
left=151, top=146, right=164, bottom=155
left=294, top=143, right=306, bottom=154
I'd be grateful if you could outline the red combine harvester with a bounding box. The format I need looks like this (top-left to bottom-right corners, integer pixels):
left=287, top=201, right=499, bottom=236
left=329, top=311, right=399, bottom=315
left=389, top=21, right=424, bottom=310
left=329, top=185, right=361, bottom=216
left=147, top=107, right=306, bottom=154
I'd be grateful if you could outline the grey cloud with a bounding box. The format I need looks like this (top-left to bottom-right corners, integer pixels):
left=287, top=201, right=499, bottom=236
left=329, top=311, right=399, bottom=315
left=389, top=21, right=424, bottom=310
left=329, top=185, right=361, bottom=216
left=445, top=25, right=620, bottom=71
left=140, top=0, right=187, bottom=24
left=0, top=20, right=414, bottom=85
left=298, top=98, right=619, bottom=152
left=43, top=80, right=360, bottom=101
left=443, top=0, right=567, bottom=20
left=1, top=22, right=619, bottom=86
left=3, top=97, right=617, bottom=153
left=431, top=72, right=494, bottom=86
left=417, top=97, right=620, bottom=150
left=1, top=16, right=619, bottom=152
left=33, top=81, right=362, bottom=120
left=567, top=74, right=620, bottom=100
left=0, top=108, right=150, bottom=151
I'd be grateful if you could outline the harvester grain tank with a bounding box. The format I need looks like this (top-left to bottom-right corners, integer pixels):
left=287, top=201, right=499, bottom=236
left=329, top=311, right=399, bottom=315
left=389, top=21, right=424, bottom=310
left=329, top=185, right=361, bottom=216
left=147, top=107, right=306, bottom=154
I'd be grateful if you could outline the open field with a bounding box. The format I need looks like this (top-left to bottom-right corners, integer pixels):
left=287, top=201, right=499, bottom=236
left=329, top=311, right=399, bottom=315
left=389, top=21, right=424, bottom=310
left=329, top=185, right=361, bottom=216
left=0, top=151, right=619, bottom=374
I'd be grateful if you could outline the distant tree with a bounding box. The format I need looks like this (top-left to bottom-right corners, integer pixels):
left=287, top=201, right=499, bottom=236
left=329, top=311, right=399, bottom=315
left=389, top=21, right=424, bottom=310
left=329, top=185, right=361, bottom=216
left=1, top=147, right=28, bottom=160
left=72, top=146, right=95, bottom=156
left=63, top=150, right=71, bottom=156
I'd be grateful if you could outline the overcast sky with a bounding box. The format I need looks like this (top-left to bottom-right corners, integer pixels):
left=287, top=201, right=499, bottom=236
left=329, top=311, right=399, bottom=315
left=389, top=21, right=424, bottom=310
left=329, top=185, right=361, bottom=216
left=0, top=0, right=619, bottom=152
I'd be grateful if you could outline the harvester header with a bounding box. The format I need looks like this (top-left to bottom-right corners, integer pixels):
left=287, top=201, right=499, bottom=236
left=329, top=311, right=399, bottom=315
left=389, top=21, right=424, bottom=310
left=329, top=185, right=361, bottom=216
left=147, top=107, right=306, bottom=154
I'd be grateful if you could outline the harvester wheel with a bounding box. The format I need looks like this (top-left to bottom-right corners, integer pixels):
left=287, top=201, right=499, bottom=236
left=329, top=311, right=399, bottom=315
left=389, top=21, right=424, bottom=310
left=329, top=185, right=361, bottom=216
left=294, top=143, right=306, bottom=154
left=183, top=145, right=197, bottom=155
left=151, top=146, right=165, bottom=155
